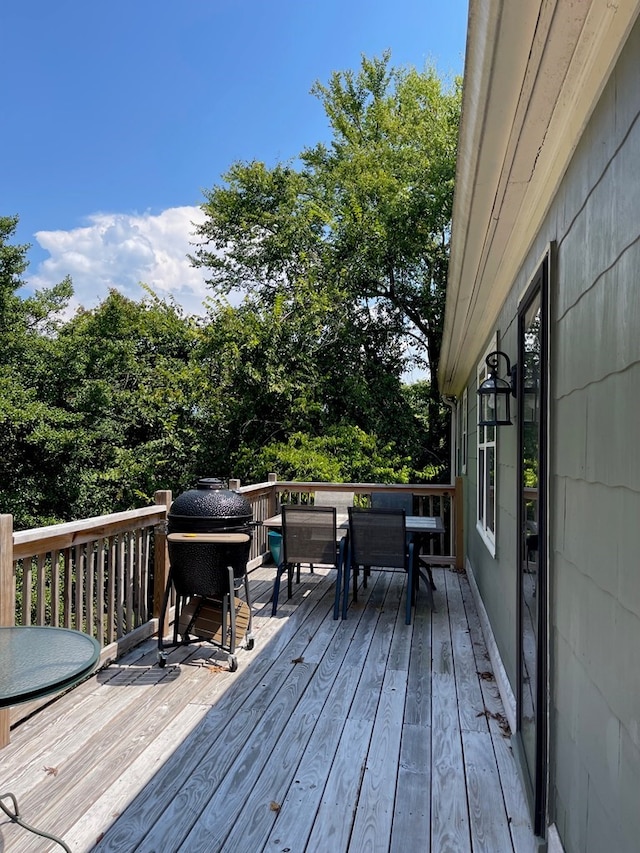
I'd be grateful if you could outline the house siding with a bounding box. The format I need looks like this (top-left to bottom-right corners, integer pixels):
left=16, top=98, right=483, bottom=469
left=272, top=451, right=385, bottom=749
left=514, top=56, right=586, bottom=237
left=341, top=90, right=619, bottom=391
left=461, top=17, right=640, bottom=853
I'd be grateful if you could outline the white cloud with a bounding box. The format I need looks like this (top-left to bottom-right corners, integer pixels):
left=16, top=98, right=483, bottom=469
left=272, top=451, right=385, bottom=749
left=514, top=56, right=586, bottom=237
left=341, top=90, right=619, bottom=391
left=29, top=206, right=215, bottom=317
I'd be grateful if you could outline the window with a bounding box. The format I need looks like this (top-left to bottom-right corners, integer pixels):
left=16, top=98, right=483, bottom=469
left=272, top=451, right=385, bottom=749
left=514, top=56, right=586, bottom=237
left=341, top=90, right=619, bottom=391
left=477, top=341, right=496, bottom=553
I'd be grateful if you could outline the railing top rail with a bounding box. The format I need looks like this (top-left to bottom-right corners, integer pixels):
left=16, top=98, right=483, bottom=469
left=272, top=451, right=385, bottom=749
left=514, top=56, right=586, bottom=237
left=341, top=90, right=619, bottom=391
left=269, top=481, right=456, bottom=496
left=12, top=505, right=167, bottom=558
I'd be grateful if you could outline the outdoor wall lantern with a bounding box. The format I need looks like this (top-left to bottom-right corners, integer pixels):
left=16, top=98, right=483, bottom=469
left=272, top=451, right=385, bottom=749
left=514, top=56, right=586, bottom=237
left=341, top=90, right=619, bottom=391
left=477, top=350, right=517, bottom=427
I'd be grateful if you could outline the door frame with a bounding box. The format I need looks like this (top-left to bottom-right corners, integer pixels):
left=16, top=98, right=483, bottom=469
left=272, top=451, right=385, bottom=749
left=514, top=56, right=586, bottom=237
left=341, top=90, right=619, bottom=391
left=515, top=252, right=549, bottom=837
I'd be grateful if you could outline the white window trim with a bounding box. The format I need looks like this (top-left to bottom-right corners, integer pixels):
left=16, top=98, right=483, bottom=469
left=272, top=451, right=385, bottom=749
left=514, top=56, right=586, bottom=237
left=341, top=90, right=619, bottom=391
left=477, top=338, right=497, bottom=556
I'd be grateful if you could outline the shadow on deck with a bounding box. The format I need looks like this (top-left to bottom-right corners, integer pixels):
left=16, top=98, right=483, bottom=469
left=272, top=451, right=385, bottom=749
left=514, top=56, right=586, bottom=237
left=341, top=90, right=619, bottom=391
left=0, top=565, right=537, bottom=852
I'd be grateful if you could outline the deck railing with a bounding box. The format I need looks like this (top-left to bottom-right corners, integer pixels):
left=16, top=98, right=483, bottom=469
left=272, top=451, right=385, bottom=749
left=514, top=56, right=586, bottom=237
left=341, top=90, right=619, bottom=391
left=0, top=477, right=461, bottom=743
left=236, top=476, right=462, bottom=570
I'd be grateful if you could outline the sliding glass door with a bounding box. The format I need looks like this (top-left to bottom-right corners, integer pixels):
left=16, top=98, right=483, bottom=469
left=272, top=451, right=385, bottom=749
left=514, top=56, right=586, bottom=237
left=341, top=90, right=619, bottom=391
left=517, top=257, right=548, bottom=835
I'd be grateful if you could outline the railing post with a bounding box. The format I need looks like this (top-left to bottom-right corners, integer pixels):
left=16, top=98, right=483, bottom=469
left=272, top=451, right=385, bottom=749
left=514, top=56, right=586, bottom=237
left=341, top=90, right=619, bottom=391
left=153, top=491, right=172, bottom=638
left=0, top=514, right=14, bottom=747
left=229, top=478, right=240, bottom=491
left=455, top=477, right=464, bottom=570
left=268, top=473, right=278, bottom=516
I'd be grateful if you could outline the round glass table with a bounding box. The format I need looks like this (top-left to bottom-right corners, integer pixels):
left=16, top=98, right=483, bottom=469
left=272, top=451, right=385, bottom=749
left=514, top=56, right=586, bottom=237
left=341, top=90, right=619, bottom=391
left=0, top=626, right=101, bottom=850
left=0, top=625, right=100, bottom=708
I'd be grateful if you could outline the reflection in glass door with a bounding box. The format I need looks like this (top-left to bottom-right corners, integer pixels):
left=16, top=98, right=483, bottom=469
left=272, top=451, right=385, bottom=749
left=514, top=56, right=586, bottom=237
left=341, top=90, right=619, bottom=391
left=517, top=259, right=548, bottom=835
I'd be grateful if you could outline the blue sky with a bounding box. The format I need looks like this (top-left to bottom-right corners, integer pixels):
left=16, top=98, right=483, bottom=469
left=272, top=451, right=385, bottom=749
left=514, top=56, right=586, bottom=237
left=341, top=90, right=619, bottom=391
left=2, top=0, right=468, bottom=315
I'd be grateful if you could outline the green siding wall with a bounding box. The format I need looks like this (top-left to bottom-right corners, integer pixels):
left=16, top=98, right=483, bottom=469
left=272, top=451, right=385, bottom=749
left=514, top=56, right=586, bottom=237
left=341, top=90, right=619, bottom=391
left=461, top=16, right=640, bottom=853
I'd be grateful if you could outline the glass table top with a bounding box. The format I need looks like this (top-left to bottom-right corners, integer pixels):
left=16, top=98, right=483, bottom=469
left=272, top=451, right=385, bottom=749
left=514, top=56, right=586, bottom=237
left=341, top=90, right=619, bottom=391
left=0, top=626, right=101, bottom=708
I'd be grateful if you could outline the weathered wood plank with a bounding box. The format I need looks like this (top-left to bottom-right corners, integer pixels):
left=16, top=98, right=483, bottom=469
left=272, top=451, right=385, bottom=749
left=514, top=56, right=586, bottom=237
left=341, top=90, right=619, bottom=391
left=350, top=666, right=407, bottom=850
left=445, top=568, right=490, bottom=733
left=2, top=645, right=201, bottom=850
left=491, top=729, right=538, bottom=853
left=463, top=728, right=515, bottom=853
left=93, top=661, right=299, bottom=850
left=63, top=700, right=211, bottom=852
left=431, top=672, right=472, bottom=853
left=306, top=717, right=373, bottom=851
left=431, top=568, right=454, bottom=675
left=391, top=722, right=432, bottom=852
left=404, top=594, right=432, bottom=727
left=347, top=573, right=398, bottom=722
left=221, top=619, right=366, bottom=851
left=260, top=660, right=367, bottom=852
left=172, top=664, right=318, bottom=852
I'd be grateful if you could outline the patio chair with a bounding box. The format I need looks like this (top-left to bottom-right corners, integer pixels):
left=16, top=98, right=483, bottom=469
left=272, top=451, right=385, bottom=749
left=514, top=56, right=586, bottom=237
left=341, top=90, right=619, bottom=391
left=372, top=491, right=437, bottom=596
left=371, top=491, right=413, bottom=513
left=271, top=505, right=346, bottom=620
left=314, top=490, right=355, bottom=511
left=344, top=508, right=415, bottom=624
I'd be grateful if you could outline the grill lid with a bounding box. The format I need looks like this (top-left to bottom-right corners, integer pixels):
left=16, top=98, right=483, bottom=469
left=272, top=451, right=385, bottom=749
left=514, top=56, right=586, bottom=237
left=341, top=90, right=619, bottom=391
left=168, top=477, right=253, bottom=524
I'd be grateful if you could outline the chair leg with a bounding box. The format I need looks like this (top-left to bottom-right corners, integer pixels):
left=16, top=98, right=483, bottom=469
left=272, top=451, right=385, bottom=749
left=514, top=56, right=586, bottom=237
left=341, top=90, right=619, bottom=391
left=405, top=542, right=414, bottom=625
left=271, top=560, right=286, bottom=616
left=342, top=561, right=351, bottom=619
left=333, top=539, right=346, bottom=620
left=288, top=563, right=295, bottom=599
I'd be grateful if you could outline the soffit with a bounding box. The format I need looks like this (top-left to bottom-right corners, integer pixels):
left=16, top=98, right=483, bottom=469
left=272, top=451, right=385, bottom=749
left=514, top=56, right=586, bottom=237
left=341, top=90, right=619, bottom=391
left=440, top=0, right=640, bottom=397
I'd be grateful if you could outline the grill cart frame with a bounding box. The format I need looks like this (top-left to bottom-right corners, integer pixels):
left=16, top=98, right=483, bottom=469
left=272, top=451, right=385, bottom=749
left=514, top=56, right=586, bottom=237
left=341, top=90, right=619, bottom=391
left=157, top=532, right=255, bottom=672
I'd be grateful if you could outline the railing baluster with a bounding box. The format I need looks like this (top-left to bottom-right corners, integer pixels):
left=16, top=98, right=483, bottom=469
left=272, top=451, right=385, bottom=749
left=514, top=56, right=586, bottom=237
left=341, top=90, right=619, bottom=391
left=74, top=544, right=84, bottom=632
left=22, top=558, right=32, bottom=626
left=107, top=535, right=116, bottom=644
left=117, top=536, right=125, bottom=639
left=142, top=528, right=151, bottom=623
left=86, top=541, right=95, bottom=638
left=96, top=538, right=105, bottom=645
left=135, top=529, right=143, bottom=625
left=63, top=549, right=72, bottom=628
left=51, top=550, right=60, bottom=627
left=36, top=553, right=46, bottom=624
left=126, top=532, right=134, bottom=634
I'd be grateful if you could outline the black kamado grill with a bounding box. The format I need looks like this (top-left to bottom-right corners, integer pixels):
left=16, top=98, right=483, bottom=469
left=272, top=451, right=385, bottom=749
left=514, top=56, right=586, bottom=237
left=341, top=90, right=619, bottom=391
left=157, top=478, right=259, bottom=671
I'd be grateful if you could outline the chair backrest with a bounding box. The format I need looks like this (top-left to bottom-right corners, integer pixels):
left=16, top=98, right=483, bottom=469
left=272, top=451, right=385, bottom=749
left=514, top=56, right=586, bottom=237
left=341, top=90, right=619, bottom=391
left=314, top=490, right=355, bottom=511
left=348, top=507, right=408, bottom=569
left=371, top=491, right=414, bottom=514
left=282, top=505, right=338, bottom=566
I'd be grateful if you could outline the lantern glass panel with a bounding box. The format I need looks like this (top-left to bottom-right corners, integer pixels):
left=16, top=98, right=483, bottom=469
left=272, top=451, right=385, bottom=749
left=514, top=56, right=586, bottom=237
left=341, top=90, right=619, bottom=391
left=478, top=375, right=512, bottom=426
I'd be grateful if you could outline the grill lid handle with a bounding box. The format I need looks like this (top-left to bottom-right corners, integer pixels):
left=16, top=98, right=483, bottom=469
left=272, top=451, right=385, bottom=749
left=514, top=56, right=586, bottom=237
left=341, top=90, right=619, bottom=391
left=196, top=478, right=224, bottom=490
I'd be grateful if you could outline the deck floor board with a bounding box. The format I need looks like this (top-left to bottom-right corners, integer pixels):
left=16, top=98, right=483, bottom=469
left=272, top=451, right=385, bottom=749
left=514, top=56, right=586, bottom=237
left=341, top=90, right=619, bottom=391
left=0, top=565, right=536, bottom=852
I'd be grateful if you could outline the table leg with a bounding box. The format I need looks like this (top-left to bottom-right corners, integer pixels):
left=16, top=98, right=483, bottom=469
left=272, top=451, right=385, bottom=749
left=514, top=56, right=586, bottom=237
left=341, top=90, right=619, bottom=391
left=412, top=534, right=436, bottom=610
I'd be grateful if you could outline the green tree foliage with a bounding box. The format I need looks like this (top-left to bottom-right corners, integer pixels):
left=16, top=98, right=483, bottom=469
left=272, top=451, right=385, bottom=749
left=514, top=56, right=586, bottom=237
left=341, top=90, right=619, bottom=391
left=42, top=289, right=207, bottom=518
left=192, top=53, right=461, bottom=469
left=1, top=55, right=461, bottom=528
left=0, top=215, right=75, bottom=526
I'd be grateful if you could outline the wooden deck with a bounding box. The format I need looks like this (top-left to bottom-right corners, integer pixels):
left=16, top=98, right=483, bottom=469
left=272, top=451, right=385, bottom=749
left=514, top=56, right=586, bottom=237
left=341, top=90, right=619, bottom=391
left=0, top=565, right=537, bottom=853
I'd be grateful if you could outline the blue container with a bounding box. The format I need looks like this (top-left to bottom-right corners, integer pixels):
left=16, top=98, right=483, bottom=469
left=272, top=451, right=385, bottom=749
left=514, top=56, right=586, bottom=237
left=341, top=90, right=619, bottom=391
left=268, top=531, right=282, bottom=565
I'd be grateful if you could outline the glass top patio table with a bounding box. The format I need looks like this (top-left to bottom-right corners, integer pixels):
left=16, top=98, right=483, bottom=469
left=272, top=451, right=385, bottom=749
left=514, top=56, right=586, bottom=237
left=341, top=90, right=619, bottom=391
left=0, top=627, right=101, bottom=850
left=0, top=626, right=100, bottom=709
